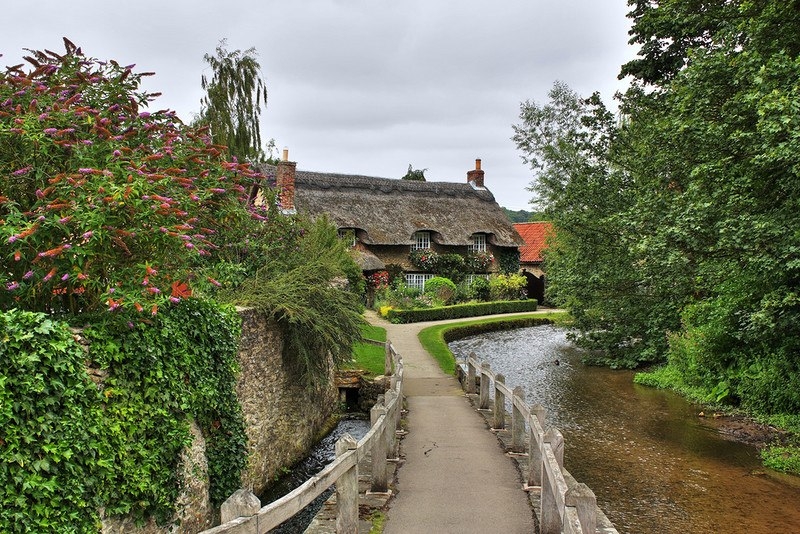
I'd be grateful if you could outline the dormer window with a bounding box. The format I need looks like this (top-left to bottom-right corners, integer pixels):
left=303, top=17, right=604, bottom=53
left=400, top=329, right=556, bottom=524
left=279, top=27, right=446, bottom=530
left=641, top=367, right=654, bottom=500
left=412, top=231, right=431, bottom=250
left=470, top=233, right=487, bottom=252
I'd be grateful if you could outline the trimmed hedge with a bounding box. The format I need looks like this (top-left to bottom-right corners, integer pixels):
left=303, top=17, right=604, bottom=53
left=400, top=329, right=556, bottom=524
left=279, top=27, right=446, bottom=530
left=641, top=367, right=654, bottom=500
left=385, top=299, right=537, bottom=323
left=441, top=317, right=553, bottom=345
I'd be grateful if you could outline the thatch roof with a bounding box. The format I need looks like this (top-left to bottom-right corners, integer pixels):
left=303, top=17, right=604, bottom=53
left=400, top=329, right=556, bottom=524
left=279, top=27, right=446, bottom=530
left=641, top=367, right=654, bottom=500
left=290, top=170, right=524, bottom=248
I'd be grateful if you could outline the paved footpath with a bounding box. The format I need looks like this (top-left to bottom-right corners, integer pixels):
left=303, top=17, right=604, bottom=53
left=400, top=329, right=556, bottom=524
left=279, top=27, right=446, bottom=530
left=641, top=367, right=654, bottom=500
left=364, top=311, right=545, bottom=534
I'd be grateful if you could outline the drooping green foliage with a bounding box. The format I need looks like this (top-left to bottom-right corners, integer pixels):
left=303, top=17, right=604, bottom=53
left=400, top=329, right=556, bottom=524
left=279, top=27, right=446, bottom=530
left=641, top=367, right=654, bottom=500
left=225, top=216, right=366, bottom=385
left=514, top=1, right=800, bottom=414
left=198, top=39, right=269, bottom=163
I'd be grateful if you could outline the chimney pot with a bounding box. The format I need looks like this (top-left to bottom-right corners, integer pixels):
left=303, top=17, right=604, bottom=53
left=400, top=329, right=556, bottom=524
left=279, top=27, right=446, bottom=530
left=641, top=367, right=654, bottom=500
left=467, top=158, right=485, bottom=188
left=276, top=153, right=297, bottom=212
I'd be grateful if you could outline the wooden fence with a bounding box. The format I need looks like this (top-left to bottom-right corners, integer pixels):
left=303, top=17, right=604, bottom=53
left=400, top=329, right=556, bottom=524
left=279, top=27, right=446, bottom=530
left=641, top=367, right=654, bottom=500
left=465, top=354, right=619, bottom=534
left=202, top=341, right=404, bottom=534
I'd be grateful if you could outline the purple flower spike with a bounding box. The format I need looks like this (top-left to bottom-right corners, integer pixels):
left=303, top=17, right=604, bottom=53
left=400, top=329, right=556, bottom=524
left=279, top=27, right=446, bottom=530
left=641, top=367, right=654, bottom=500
left=6, top=282, right=20, bottom=291
left=23, top=270, right=33, bottom=280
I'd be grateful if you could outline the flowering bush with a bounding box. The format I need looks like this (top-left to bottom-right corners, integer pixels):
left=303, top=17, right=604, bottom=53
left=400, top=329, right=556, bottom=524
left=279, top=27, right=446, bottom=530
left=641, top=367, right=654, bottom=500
left=467, top=251, right=494, bottom=272
left=408, top=248, right=438, bottom=271
left=366, top=270, right=389, bottom=290
left=0, top=40, right=268, bottom=315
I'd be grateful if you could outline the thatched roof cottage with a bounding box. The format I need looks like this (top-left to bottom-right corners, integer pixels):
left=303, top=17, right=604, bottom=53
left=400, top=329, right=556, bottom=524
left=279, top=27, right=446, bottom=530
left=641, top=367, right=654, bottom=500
left=266, top=152, right=523, bottom=291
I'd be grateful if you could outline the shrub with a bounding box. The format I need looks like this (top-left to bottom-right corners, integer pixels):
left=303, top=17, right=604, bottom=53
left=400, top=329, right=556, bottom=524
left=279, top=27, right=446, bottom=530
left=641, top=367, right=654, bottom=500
left=385, top=299, right=537, bottom=323
left=424, top=276, right=457, bottom=305
left=408, top=248, right=438, bottom=271
left=468, top=276, right=491, bottom=301
left=0, top=40, right=269, bottom=316
left=489, top=273, right=527, bottom=301
left=434, top=253, right=467, bottom=283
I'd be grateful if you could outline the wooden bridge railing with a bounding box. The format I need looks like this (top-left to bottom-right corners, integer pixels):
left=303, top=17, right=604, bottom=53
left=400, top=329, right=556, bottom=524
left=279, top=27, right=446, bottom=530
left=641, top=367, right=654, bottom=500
left=465, top=354, right=618, bottom=534
left=202, top=341, right=404, bottom=534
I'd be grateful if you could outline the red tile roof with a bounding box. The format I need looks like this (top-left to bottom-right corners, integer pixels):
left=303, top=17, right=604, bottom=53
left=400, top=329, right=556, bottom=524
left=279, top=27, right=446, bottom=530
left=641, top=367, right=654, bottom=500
left=513, top=222, right=554, bottom=263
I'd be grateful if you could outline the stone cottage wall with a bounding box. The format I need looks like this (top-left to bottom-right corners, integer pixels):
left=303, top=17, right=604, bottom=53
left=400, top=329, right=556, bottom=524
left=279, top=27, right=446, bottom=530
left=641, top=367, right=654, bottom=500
left=101, top=307, right=338, bottom=533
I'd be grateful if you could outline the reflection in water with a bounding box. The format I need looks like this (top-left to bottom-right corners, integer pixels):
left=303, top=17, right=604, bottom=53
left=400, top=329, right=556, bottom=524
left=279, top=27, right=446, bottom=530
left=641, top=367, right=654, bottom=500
left=449, top=325, right=800, bottom=534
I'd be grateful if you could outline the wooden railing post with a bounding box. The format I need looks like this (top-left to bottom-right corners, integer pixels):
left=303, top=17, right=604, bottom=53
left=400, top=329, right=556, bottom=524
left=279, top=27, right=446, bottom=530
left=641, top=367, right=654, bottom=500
left=493, top=373, right=506, bottom=430
left=384, top=341, right=392, bottom=376
left=540, top=428, right=566, bottom=534
left=566, top=483, right=597, bottom=534
left=511, top=386, right=526, bottom=453
left=479, top=361, right=491, bottom=409
left=335, top=434, right=359, bottom=533
left=544, top=427, right=564, bottom=469
left=527, top=404, right=546, bottom=488
left=370, top=403, right=389, bottom=493
left=384, top=389, right=398, bottom=459
left=466, top=353, right=477, bottom=394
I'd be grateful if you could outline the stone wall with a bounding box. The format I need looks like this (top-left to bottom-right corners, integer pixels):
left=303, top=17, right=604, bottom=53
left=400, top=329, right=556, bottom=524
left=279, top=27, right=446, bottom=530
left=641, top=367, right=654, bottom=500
left=101, top=307, right=338, bottom=532
left=235, top=307, right=338, bottom=495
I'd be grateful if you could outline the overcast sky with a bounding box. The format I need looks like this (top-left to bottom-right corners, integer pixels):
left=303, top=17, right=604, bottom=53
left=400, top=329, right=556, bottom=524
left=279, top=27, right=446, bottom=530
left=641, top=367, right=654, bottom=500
left=3, top=1, right=636, bottom=210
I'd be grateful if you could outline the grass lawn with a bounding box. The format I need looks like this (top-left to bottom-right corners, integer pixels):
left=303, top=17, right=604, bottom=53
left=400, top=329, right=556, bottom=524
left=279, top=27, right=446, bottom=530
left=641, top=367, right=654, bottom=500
left=417, top=311, right=571, bottom=374
left=343, top=322, right=388, bottom=377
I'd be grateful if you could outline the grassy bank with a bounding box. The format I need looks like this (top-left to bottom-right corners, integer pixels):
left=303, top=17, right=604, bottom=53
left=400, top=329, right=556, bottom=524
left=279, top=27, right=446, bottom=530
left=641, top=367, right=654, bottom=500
left=636, top=365, right=800, bottom=475
left=343, top=322, right=388, bottom=377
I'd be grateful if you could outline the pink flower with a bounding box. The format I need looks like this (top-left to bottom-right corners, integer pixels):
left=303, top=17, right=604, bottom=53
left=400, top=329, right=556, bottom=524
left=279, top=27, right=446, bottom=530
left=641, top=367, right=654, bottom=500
left=23, top=270, right=33, bottom=280
left=169, top=296, right=180, bottom=304
left=6, top=282, right=19, bottom=291
left=81, top=231, right=94, bottom=239
left=61, top=273, right=69, bottom=281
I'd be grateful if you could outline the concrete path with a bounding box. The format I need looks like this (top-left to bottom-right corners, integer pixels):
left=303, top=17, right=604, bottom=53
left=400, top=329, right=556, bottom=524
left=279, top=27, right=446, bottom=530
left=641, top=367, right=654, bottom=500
left=364, top=311, right=544, bottom=534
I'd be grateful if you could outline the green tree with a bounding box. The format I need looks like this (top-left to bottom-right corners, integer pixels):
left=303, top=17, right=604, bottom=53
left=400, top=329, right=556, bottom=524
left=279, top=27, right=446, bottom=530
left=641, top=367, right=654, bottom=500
left=618, top=0, right=800, bottom=410
left=513, top=81, right=681, bottom=365
left=199, top=39, right=268, bottom=163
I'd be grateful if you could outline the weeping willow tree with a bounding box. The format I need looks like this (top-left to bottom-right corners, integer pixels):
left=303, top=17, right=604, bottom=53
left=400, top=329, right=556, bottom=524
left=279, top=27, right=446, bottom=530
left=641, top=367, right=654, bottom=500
left=198, top=39, right=269, bottom=163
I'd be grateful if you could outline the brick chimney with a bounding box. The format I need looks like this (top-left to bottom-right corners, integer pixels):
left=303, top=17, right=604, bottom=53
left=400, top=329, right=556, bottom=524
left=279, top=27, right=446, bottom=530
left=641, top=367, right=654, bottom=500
left=276, top=148, right=297, bottom=213
left=467, top=158, right=485, bottom=188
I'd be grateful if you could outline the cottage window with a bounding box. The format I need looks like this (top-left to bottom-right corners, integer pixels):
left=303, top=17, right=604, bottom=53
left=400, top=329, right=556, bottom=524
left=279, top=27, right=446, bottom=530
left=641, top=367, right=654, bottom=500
left=470, top=234, right=487, bottom=252
left=405, top=273, right=433, bottom=292
left=412, top=231, right=431, bottom=250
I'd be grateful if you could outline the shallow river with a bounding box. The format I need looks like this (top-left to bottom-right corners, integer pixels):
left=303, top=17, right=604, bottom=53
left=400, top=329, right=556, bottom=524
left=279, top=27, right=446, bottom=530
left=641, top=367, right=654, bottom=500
left=449, top=325, right=800, bottom=534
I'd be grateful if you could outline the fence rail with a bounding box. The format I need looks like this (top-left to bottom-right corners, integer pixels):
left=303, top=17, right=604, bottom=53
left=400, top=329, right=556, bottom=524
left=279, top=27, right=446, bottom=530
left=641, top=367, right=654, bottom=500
left=465, top=354, right=618, bottom=534
left=202, top=341, right=404, bottom=534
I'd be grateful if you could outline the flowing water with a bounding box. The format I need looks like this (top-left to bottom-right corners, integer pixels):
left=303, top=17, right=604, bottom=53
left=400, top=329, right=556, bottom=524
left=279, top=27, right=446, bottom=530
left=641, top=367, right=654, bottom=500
left=449, top=325, right=800, bottom=534
left=258, top=416, right=371, bottom=533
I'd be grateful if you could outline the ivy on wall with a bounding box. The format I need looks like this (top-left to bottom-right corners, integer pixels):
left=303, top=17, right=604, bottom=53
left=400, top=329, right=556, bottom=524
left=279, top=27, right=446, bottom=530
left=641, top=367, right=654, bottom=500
left=0, top=300, right=246, bottom=531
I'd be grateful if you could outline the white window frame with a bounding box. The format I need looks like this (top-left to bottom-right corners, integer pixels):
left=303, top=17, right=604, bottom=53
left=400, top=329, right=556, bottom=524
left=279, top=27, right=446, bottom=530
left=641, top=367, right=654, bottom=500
left=405, top=273, right=434, bottom=292
left=470, top=233, right=487, bottom=252
left=412, top=231, right=431, bottom=250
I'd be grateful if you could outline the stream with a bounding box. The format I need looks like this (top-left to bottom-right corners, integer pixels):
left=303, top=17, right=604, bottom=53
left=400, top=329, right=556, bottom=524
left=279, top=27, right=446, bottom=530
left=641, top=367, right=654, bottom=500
left=258, top=416, right=371, bottom=533
left=449, top=324, right=800, bottom=534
